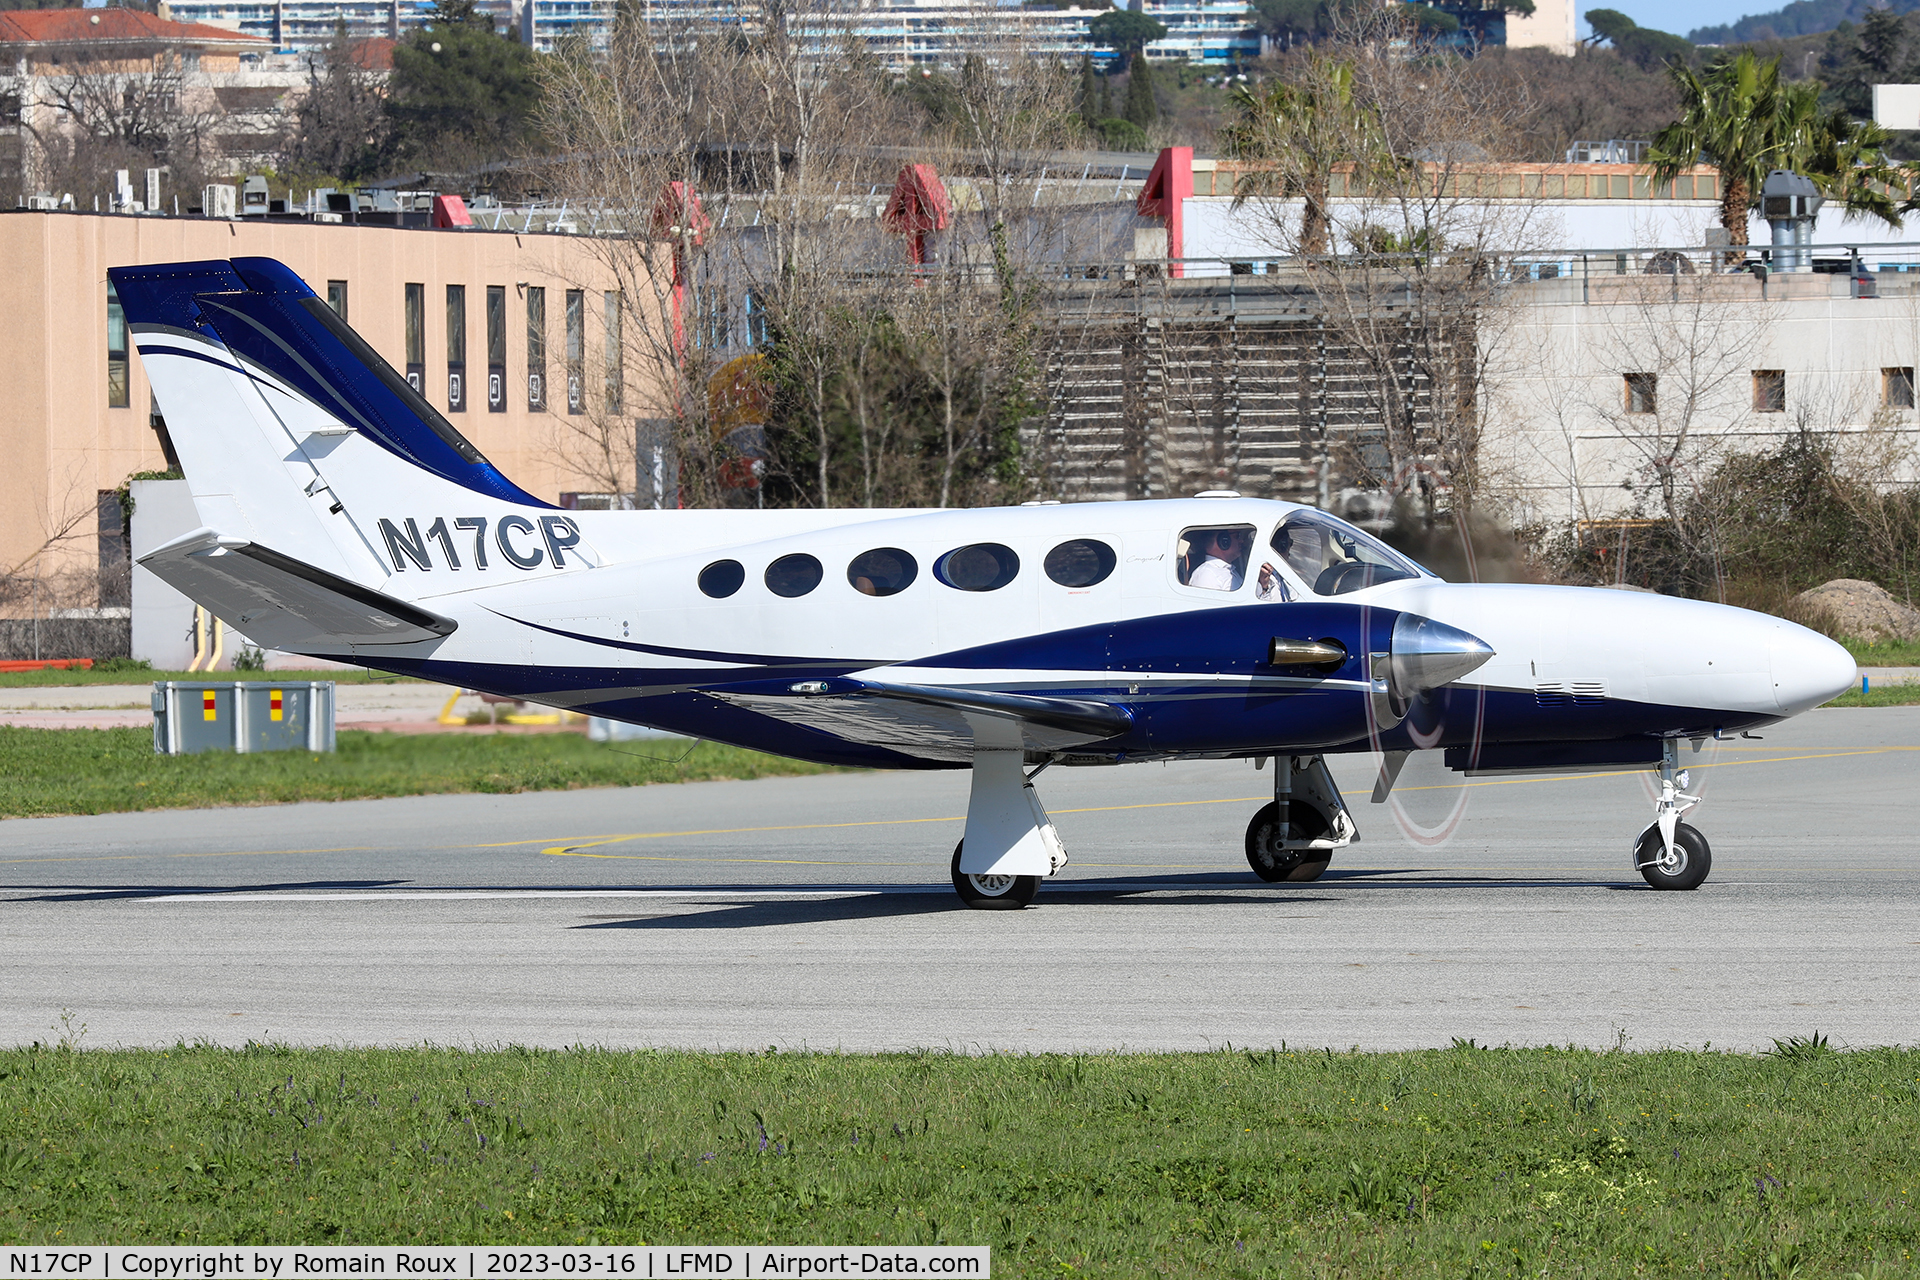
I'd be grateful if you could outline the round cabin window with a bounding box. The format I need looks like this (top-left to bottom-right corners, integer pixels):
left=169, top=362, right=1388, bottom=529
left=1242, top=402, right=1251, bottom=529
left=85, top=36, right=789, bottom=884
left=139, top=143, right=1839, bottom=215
left=1043, top=539, right=1117, bottom=588
left=697, top=559, right=745, bottom=598
left=764, top=553, right=824, bottom=598
left=847, top=547, right=918, bottom=597
left=935, top=543, right=1020, bottom=592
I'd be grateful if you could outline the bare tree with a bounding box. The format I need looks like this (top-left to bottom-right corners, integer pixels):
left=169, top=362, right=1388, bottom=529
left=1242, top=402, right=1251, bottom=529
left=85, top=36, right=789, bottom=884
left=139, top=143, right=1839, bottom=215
left=19, top=46, right=223, bottom=205
left=280, top=22, right=389, bottom=182
left=1581, top=273, right=1766, bottom=550
left=536, top=1, right=1084, bottom=511
left=1223, top=9, right=1548, bottom=521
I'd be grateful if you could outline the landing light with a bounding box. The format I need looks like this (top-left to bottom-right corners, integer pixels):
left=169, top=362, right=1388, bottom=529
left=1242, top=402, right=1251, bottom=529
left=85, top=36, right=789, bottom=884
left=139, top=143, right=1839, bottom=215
left=790, top=680, right=831, bottom=695
left=1268, top=636, right=1347, bottom=669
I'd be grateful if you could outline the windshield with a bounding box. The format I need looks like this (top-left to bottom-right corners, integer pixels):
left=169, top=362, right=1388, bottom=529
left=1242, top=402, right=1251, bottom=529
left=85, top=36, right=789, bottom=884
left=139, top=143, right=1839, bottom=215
left=1271, top=510, right=1428, bottom=596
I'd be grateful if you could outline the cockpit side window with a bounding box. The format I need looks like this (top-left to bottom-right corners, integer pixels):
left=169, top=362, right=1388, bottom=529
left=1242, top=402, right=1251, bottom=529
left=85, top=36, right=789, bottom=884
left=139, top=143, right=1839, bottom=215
left=1177, top=525, right=1257, bottom=591
left=1271, top=511, right=1426, bottom=597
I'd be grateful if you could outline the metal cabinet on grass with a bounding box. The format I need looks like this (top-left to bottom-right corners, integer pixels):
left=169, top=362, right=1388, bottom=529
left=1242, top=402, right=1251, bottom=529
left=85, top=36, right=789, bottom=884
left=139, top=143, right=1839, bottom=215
left=153, top=681, right=335, bottom=754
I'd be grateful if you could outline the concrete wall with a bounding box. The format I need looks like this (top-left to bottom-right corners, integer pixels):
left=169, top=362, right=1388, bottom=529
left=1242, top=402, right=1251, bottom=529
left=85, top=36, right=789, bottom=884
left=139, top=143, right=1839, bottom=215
left=1180, top=197, right=1920, bottom=263
left=0, top=210, right=653, bottom=612
left=1483, top=273, right=1920, bottom=527
left=128, top=478, right=200, bottom=669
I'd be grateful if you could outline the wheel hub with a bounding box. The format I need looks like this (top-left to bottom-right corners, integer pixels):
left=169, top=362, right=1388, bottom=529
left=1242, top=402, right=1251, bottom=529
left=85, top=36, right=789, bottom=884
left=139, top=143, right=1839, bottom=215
left=967, top=873, right=1016, bottom=896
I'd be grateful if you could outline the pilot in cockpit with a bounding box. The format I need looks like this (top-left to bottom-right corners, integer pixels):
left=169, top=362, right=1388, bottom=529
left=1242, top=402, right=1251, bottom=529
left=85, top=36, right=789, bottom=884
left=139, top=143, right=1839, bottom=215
left=1186, top=527, right=1253, bottom=591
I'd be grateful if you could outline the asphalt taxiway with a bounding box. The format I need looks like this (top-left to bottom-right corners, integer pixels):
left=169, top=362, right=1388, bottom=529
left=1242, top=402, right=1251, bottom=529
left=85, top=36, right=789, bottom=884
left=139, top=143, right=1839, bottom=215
left=3, top=708, right=1916, bottom=1053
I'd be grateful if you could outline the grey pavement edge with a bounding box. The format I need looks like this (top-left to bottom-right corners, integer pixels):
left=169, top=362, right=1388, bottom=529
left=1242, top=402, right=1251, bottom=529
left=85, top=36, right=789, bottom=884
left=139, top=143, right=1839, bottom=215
left=2, top=707, right=1916, bottom=1054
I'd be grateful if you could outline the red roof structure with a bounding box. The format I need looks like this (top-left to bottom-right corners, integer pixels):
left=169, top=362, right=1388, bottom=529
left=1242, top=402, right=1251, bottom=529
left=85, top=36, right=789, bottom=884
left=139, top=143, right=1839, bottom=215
left=0, top=7, right=268, bottom=50
left=649, top=180, right=710, bottom=245
left=883, top=164, right=950, bottom=266
left=348, top=36, right=395, bottom=70
left=883, top=164, right=950, bottom=235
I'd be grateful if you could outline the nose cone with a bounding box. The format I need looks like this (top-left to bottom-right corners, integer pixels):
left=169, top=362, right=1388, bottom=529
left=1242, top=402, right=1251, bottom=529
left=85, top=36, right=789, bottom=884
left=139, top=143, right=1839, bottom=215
left=1391, top=612, right=1495, bottom=696
left=1772, top=627, right=1857, bottom=714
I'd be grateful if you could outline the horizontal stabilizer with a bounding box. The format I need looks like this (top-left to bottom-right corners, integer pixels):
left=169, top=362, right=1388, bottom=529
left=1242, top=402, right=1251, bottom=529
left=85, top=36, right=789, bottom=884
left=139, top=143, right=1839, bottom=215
left=139, top=528, right=457, bottom=649
left=711, top=678, right=1131, bottom=764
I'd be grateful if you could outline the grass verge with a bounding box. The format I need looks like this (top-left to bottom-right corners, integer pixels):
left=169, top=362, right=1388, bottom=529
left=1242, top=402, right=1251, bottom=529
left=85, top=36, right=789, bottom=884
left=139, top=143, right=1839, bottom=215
left=0, top=1043, right=1916, bottom=1274
left=0, top=728, right=837, bottom=818
left=1841, top=638, right=1920, bottom=667
left=1822, top=683, right=1920, bottom=707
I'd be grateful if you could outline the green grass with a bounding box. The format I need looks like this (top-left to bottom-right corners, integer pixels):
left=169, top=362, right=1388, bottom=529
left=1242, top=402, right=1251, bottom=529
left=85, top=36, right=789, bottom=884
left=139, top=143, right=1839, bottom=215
left=0, top=728, right=838, bottom=818
left=1840, top=638, right=1920, bottom=667
left=1, top=1043, right=1917, bottom=1274
left=0, top=665, right=417, bottom=687
left=1822, top=682, right=1920, bottom=707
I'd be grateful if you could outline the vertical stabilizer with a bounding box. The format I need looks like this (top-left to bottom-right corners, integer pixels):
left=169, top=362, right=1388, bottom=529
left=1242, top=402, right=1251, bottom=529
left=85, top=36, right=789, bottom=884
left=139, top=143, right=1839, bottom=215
left=109, top=258, right=579, bottom=593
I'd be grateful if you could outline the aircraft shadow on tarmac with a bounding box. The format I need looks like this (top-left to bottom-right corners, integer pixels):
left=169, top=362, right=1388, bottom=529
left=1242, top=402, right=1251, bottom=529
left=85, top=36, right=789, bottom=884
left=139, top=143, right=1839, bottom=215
left=5, top=879, right=412, bottom=903
left=574, top=869, right=1641, bottom=929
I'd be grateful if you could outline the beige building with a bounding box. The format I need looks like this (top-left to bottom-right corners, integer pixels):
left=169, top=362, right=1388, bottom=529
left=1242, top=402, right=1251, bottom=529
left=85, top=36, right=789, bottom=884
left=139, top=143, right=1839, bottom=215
left=1504, top=0, right=1577, bottom=56
left=1485, top=268, right=1920, bottom=528
left=0, top=208, right=650, bottom=638
left=0, top=8, right=295, bottom=200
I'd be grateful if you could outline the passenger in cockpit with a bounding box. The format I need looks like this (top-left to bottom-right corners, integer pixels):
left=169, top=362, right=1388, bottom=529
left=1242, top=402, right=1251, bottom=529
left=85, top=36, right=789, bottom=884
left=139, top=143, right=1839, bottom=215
left=1254, top=560, right=1290, bottom=602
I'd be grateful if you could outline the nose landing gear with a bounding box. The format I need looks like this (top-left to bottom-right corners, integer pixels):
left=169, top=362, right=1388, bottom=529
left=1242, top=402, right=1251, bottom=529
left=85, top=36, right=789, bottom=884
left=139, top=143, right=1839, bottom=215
left=1634, top=738, right=1711, bottom=890
left=1245, top=754, right=1356, bottom=883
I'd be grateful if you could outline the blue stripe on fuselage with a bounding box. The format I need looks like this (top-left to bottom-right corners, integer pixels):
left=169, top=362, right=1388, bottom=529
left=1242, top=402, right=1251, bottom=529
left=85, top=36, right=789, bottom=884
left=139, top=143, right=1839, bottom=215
left=340, top=654, right=1784, bottom=770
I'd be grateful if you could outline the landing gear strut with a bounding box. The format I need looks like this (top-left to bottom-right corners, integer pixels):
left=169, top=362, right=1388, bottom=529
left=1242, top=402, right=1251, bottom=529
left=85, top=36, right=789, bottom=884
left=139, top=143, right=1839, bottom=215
left=1245, top=754, right=1356, bottom=883
left=951, top=749, right=1066, bottom=910
left=1634, top=738, right=1711, bottom=890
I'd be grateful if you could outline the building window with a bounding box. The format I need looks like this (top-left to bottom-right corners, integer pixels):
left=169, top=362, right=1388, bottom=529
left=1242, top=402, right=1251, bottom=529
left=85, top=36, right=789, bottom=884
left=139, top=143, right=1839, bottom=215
left=526, top=286, right=546, bottom=411
left=404, top=282, right=424, bottom=392
left=446, top=284, right=466, bottom=412
left=1752, top=369, right=1785, bottom=413
left=486, top=285, right=506, bottom=413
left=604, top=290, right=623, bottom=414
left=744, top=291, right=768, bottom=348
left=1624, top=373, right=1656, bottom=415
left=107, top=284, right=129, bottom=408
left=326, top=279, right=348, bottom=322
left=1884, top=367, right=1915, bottom=409
left=565, top=289, right=584, bottom=414
left=97, top=489, right=130, bottom=608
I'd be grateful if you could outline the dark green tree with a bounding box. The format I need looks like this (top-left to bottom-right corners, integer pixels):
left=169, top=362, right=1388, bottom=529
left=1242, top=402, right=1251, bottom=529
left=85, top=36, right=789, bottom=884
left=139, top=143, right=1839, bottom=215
left=1249, top=0, right=1336, bottom=45
left=1399, top=3, right=1459, bottom=35
left=1820, top=9, right=1917, bottom=118
left=1585, top=8, right=1694, bottom=72
left=385, top=0, right=540, bottom=171
left=1086, top=8, right=1168, bottom=70
left=1123, top=57, right=1158, bottom=128
left=1078, top=53, right=1099, bottom=129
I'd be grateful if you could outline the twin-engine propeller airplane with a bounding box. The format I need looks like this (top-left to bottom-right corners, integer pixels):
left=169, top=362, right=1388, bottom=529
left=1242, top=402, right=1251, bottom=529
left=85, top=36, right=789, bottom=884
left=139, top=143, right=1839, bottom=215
left=111, top=257, right=1859, bottom=908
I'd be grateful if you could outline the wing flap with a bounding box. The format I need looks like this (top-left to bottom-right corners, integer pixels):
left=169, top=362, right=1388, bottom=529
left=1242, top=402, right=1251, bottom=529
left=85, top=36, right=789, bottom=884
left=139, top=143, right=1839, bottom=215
left=710, top=679, right=1131, bottom=763
left=139, top=527, right=456, bottom=649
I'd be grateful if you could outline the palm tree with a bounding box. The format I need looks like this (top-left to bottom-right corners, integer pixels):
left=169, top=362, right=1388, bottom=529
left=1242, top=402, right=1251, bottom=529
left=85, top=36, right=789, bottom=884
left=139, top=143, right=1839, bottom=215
left=1648, top=51, right=1904, bottom=246
left=1221, top=57, right=1394, bottom=255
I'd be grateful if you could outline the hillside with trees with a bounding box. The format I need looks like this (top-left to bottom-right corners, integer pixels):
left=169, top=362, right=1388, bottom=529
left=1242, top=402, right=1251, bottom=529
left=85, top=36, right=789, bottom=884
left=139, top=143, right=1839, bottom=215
left=1691, top=0, right=1920, bottom=46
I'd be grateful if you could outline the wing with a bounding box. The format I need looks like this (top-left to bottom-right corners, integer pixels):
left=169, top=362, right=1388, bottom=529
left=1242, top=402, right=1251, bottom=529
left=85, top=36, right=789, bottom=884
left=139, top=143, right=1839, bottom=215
left=710, top=678, right=1132, bottom=764
left=138, top=527, right=457, bottom=649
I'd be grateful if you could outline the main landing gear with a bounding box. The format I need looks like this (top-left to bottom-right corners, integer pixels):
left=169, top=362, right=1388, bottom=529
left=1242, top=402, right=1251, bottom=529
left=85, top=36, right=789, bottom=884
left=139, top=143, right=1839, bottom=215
left=1245, top=754, right=1357, bottom=883
left=950, top=749, right=1066, bottom=910
left=1634, top=738, right=1711, bottom=890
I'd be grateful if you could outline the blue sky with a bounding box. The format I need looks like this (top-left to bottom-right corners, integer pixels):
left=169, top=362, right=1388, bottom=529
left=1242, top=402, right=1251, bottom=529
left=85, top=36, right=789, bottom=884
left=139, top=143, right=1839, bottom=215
left=1577, top=1, right=1787, bottom=39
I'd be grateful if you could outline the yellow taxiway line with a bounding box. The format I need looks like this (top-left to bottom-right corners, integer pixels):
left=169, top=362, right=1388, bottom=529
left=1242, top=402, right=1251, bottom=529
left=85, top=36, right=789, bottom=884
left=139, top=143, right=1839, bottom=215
left=535, top=745, right=1920, bottom=861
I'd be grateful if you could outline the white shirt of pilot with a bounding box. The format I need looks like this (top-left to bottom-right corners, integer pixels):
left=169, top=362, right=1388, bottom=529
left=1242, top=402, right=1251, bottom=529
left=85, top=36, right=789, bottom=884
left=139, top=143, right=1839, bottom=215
left=1189, top=554, right=1242, bottom=591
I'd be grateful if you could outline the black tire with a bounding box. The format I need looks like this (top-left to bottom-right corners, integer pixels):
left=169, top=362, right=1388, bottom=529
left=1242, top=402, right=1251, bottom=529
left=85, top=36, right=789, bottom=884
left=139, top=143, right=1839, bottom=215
left=950, top=840, right=1040, bottom=910
left=1635, top=822, right=1711, bottom=891
left=1244, top=801, right=1333, bottom=883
